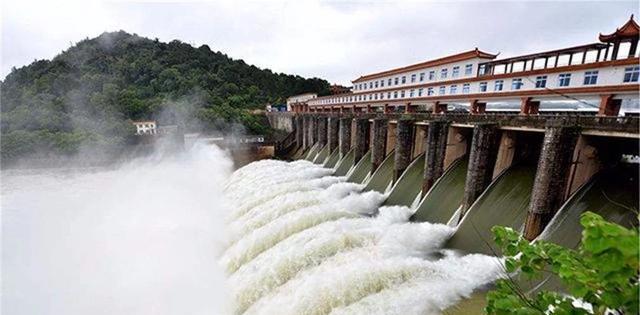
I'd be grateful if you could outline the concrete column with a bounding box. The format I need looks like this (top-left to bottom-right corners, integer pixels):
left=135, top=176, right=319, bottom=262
left=520, top=97, right=540, bottom=115
left=523, top=125, right=580, bottom=240
left=597, top=94, right=621, bottom=116
left=306, top=116, right=317, bottom=147
left=412, top=125, right=428, bottom=159
left=312, top=117, right=318, bottom=144
left=302, top=115, right=310, bottom=150
left=339, top=117, right=352, bottom=157
left=371, top=118, right=388, bottom=173
left=295, top=115, right=304, bottom=149
left=422, top=120, right=450, bottom=193
left=353, top=118, right=369, bottom=164
left=328, top=116, right=339, bottom=153
left=386, top=122, right=397, bottom=156
left=317, top=116, right=327, bottom=148
left=394, top=119, right=413, bottom=181
left=470, top=100, right=487, bottom=114
left=460, top=123, right=500, bottom=216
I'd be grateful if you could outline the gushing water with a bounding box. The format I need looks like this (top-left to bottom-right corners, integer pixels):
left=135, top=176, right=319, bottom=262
left=3, top=148, right=506, bottom=315
left=222, top=159, right=505, bottom=315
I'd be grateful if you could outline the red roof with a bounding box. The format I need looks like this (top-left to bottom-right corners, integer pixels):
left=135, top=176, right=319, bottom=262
left=599, top=15, right=640, bottom=42
left=352, top=48, right=498, bottom=83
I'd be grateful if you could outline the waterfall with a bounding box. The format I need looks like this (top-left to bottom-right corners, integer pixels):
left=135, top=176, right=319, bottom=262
left=222, top=159, right=505, bottom=315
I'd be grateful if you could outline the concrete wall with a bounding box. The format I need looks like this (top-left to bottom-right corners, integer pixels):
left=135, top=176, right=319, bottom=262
left=267, top=113, right=295, bottom=132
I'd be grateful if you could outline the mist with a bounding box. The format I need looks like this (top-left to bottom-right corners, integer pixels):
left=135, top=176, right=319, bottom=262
left=1, top=143, right=234, bottom=315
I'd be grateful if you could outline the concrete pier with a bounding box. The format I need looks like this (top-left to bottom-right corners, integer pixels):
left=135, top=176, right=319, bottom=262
left=354, top=118, right=369, bottom=164
left=310, top=117, right=318, bottom=145
left=295, top=115, right=304, bottom=150
left=317, top=116, right=327, bottom=148
left=306, top=116, right=317, bottom=147
left=371, top=118, right=388, bottom=172
left=339, top=117, right=352, bottom=157
left=523, top=124, right=580, bottom=240
left=460, top=123, right=500, bottom=217
left=394, top=119, right=414, bottom=181
left=302, top=115, right=311, bottom=149
left=328, top=116, right=340, bottom=153
left=423, top=120, right=450, bottom=193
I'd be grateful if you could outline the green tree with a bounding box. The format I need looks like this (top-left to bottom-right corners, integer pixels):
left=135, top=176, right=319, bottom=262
left=486, top=212, right=639, bottom=315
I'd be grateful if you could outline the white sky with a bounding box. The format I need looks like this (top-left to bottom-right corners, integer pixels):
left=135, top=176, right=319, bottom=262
left=1, top=0, right=638, bottom=85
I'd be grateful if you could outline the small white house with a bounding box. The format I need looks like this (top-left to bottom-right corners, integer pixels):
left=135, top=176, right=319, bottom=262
left=133, top=121, right=157, bottom=135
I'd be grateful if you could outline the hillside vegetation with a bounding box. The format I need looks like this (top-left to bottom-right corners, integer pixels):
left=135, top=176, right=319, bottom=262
left=1, top=31, right=329, bottom=161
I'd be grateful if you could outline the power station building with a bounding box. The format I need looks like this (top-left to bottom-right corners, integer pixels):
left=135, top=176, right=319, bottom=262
left=295, top=16, right=639, bottom=116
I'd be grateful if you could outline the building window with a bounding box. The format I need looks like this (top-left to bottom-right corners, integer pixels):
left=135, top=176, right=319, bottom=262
left=452, top=66, right=460, bottom=78
left=439, top=86, right=446, bottom=95
left=450, top=85, right=458, bottom=94
left=387, top=92, right=391, bottom=99
left=375, top=81, right=379, bottom=88
left=358, top=95, right=362, bottom=101
left=380, top=80, right=385, bottom=87
left=440, top=69, right=448, bottom=79
left=623, top=66, right=639, bottom=82
left=380, top=93, right=384, bottom=100
left=394, top=77, right=399, bottom=85
left=409, top=89, right=415, bottom=97
left=400, top=90, right=405, bottom=98
left=495, top=80, right=504, bottom=91
left=558, top=73, right=571, bottom=87
left=418, top=88, right=423, bottom=96
left=583, top=71, right=598, bottom=85
left=419, top=72, right=425, bottom=81
left=427, top=87, right=434, bottom=96
left=465, top=64, right=473, bottom=75
left=359, top=84, right=362, bottom=90
left=374, top=93, right=378, bottom=100
left=429, top=71, right=435, bottom=80
left=478, top=64, right=487, bottom=75
left=462, top=83, right=470, bottom=94
left=479, top=82, right=488, bottom=92
left=511, top=78, right=523, bottom=90
left=535, top=75, right=547, bottom=88
left=369, top=94, right=373, bottom=100
left=388, top=78, right=392, bottom=86
left=401, top=76, right=406, bottom=84
left=393, top=91, right=398, bottom=99
left=411, top=74, right=416, bottom=83
left=369, top=82, right=373, bottom=89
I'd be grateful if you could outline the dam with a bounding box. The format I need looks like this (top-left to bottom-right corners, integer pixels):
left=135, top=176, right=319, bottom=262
left=226, top=17, right=639, bottom=314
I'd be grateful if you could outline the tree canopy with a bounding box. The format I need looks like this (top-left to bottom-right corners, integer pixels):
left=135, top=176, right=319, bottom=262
left=1, top=31, right=330, bottom=162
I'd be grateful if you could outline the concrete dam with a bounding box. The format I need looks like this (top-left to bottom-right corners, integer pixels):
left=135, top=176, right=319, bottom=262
left=220, top=111, right=638, bottom=314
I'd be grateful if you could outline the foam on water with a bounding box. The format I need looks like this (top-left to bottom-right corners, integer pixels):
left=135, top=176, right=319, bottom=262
left=227, top=182, right=365, bottom=244
left=221, top=189, right=387, bottom=273
left=222, top=159, right=507, bottom=315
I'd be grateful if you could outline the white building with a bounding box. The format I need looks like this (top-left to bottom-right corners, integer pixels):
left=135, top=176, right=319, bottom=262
left=303, top=16, right=640, bottom=116
left=133, top=121, right=157, bottom=135
left=286, top=93, right=317, bottom=111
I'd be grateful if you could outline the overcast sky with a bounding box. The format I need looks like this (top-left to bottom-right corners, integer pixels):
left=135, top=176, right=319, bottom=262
left=2, top=0, right=638, bottom=85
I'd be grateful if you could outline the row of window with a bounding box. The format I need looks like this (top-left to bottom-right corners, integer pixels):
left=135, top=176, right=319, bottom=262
left=353, top=63, right=475, bottom=91
left=315, top=67, right=639, bottom=105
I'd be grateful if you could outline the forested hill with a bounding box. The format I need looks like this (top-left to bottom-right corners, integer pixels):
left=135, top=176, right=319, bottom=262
left=0, top=31, right=330, bottom=162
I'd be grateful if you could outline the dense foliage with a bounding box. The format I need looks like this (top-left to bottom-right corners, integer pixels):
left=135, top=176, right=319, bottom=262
left=486, top=212, right=639, bottom=315
left=1, top=31, right=330, bottom=161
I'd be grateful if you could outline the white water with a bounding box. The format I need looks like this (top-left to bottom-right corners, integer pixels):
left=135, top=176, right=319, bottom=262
left=2, top=144, right=234, bottom=315
left=3, top=148, right=505, bottom=315
left=222, top=159, right=506, bottom=315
